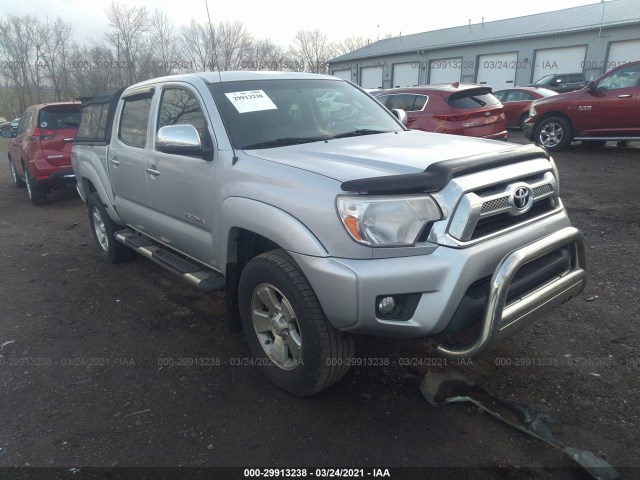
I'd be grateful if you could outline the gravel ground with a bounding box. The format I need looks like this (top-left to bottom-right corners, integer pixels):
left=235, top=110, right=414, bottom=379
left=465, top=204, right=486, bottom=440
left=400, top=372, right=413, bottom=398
left=0, top=133, right=638, bottom=479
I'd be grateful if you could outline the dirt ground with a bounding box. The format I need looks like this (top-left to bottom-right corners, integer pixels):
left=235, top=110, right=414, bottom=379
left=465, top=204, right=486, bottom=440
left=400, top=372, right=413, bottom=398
left=0, top=133, right=638, bottom=479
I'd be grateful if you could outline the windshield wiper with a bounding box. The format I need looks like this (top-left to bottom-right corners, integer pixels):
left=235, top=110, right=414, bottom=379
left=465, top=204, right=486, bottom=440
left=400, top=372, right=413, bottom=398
left=332, top=129, right=391, bottom=139
left=242, top=136, right=329, bottom=149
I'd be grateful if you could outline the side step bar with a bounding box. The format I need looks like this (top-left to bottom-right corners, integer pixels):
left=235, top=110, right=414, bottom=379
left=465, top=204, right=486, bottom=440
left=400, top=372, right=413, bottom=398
left=115, top=230, right=225, bottom=293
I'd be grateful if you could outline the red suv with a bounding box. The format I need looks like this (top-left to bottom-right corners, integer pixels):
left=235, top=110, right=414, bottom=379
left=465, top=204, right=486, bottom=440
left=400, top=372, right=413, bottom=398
left=375, top=84, right=507, bottom=140
left=7, top=102, right=81, bottom=204
left=524, top=61, right=640, bottom=151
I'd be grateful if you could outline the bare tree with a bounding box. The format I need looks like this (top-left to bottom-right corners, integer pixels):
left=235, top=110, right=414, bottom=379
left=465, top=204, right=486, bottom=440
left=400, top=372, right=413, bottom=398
left=331, top=36, right=369, bottom=58
left=68, top=41, right=119, bottom=96
left=216, top=20, right=252, bottom=71
left=246, top=39, right=288, bottom=71
left=36, top=17, right=73, bottom=101
left=291, top=30, right=332, bottom=73
left=105, top=1, right=150, bottom=84
left=178, top=19, right=214, bottom=72
left=0, top=14, right=46, bottom=112
left=145, top=10, right=179, bottom=77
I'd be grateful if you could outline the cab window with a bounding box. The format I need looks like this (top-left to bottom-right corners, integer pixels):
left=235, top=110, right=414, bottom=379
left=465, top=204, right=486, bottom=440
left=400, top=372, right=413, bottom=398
left=157, top=88, right=208, bottom=141
left=119, top=95, right=152, bottom=148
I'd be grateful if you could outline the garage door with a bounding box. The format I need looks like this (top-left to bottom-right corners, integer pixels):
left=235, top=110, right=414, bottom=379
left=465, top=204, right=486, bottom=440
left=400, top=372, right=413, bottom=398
left=533, top=46, right=587, bottom=83
left=476, top=52, right=518, bottom=90
left=428, top=58, right=462, bottom=84
left=360, top=66, right=383, bottom=89
left=332, top=69, right=352, bottom=81
left=392, top=62, right=419, bottom=88
left=607, top=39, right=640, bottom=66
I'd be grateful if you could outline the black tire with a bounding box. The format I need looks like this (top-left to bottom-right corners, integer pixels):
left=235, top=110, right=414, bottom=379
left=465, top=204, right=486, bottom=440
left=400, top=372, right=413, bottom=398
left=518, top=113, right=528, bottom=131
left=23, top=164, right=47, bottom=205
left=87, top=192, right=131, bottom=263
left=238, top=249, right=355, bottom=396
left=534, top=116, right=574, bottom=152
left=9, top=158, right=25, bottom=188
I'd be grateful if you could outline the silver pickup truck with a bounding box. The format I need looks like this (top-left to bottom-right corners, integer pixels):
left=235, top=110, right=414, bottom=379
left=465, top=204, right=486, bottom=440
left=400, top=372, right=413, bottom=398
left=72, top=72, right=587, bottom=396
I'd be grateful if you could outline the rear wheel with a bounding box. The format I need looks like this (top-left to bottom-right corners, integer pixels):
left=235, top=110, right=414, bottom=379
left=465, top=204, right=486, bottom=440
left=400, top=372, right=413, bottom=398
left=239, top=250, right=355, bottom=396
left=534, top=116, right=573, bottom=152
left=24, top=164, right=47, bottom=205
left=87, top=193, right=131, bottom=263
left=9, top=159, right=25, bottom=188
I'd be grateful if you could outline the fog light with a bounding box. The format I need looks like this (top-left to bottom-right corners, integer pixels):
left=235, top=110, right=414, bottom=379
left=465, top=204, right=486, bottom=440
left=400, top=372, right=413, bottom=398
left=377, top=296, right=396, bottom=315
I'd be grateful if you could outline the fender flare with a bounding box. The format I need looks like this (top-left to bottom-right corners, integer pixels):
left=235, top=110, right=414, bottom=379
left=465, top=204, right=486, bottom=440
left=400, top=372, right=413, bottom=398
left=76, top=162, right=125, bottom=226
left=219, top=197, right=329, bottom=263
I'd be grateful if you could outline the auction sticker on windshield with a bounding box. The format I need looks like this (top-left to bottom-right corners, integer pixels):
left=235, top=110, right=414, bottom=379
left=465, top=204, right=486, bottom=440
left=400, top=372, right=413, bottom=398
left=225, top=90, right=277, bottom=113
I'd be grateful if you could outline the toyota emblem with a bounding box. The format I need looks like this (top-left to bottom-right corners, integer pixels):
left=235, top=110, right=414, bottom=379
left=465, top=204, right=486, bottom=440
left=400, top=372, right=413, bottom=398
left=512, top=186, right=532, bottom=211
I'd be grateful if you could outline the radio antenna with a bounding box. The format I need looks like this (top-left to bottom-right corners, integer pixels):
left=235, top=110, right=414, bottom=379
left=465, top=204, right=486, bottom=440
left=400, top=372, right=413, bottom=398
left=204, top=0, right=221, bottom=78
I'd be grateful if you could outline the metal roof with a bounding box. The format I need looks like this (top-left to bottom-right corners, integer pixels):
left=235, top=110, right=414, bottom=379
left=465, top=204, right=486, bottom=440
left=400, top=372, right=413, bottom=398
left=330, top=0, right=640, bottom=63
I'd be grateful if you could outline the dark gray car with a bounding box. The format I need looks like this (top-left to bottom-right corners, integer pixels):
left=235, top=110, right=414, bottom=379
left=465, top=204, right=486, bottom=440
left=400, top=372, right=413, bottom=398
left=530, top=73, right=586, bottom=93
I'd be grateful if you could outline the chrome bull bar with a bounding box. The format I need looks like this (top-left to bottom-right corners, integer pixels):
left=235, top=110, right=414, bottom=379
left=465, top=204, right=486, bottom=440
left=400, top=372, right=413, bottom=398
left=437, top=226, right=587, bottom=358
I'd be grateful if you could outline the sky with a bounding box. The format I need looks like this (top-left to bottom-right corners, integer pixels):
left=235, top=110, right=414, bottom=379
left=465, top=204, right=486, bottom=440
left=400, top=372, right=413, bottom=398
left=2, top=0, right=602, bottom=47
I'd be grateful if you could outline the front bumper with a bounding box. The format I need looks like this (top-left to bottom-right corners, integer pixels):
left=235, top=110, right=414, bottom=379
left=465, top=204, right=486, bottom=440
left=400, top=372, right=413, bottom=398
left=291, top=217, right=586, bottom=358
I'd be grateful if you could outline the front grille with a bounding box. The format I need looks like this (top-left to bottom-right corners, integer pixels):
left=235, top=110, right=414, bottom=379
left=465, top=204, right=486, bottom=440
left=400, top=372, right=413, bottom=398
left=481, top=196, right=510, bottom=214
left=471, top=200, right=555, bottom=240
left=448, top=172, right=558, bottom=243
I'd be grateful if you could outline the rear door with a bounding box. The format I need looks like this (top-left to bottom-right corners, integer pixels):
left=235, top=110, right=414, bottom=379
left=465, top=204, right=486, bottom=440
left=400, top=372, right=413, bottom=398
left=108, top=88, right=155, bottom=229
left=579, top=63, right=640, bottom=136
left=36, top=105, right=81, bottom=167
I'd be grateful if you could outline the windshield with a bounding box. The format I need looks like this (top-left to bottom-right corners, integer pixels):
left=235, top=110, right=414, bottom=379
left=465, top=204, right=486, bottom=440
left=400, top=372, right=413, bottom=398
left=533, top=74, right=554, bottom=85
left=208, top=79, right=403, bottom=149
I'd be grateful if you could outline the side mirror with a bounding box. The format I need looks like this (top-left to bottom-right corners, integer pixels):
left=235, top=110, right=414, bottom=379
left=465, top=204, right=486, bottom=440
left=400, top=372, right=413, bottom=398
left=391, top=108, right=408, bottom=126
left=1, top=129, right=13, bottom=139
left=586, top=80, right=596, bottom=93
left=156, top=125, right=204, bottom=157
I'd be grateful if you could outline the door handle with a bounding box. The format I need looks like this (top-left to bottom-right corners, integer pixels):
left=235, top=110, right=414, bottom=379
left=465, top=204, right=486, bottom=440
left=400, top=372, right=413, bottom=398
left=617, top=94, right=632, bottom=98
left=110, top=156, right=120, bottom=166
left=63, top=137, right=74, bottom=142
left=146, top=166, right=160, bottom=176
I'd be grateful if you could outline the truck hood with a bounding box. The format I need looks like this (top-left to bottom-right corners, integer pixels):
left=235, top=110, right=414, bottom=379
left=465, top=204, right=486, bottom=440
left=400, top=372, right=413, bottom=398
left=531, top=87, right=588, bottom=108
left=243, top=130, right=531, bottom=183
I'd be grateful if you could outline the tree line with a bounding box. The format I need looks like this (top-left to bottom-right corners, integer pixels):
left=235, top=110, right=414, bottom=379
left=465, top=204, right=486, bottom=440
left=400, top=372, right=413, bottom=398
left=0, top=2, right=369, bottom=118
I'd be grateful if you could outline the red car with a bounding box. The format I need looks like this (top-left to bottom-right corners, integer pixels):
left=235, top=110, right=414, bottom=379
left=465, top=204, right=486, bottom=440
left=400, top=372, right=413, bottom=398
left=524, top=61, right=640, bottom=151
left=375, top=84, right=507, bottom=140
left=7, top=102, right=81, bottom=205
left=493, top=87, right=557, bottom=129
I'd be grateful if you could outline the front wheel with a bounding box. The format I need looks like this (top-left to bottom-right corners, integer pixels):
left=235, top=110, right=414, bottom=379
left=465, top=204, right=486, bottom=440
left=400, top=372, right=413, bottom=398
left=534, top=116, right=573, bottom=152
left=239, top=250, right=355, bottom=396
left=87, top=193, right=131, bottom=263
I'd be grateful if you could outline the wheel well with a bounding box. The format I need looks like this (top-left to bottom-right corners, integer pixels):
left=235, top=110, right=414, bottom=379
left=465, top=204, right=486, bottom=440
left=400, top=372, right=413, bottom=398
left=83, top=178, right=97, bottom=195
left=535, top=112, right=574, bottom=133
left=225, top=228, right=282, bottom=332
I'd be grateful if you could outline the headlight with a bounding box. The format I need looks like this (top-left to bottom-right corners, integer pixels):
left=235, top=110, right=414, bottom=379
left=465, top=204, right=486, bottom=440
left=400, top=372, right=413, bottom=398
left=336, top=195, right=442, bottom=247
left=529, top=104, right=537, bottom=117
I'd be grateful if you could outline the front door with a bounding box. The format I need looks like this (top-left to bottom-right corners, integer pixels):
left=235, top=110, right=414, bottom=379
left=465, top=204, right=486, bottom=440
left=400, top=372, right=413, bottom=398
left=579, top=63, right=640, bottom=136
left=144, top=85, right=217, bottom=267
